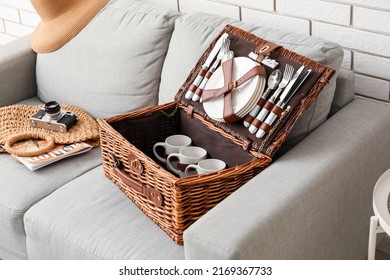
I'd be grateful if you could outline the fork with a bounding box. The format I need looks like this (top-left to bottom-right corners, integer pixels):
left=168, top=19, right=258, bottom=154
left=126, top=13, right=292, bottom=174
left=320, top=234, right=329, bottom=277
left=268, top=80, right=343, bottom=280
left=248, top=64, right=294, bottom=134
left=192, top=38, right=231, bottom=102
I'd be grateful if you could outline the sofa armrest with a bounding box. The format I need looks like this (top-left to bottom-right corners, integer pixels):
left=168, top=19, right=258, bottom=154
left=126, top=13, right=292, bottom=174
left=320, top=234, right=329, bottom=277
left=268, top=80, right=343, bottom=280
left=0, top=35, right=37, bottom=106
left=184, top=97, right=390, bottom=259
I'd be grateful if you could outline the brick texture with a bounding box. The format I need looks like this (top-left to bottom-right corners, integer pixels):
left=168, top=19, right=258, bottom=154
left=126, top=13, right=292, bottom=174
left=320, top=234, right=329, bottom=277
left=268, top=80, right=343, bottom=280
left=242, top=8, right=310, bottom=34
left=0, top=0, right=389, bottom=100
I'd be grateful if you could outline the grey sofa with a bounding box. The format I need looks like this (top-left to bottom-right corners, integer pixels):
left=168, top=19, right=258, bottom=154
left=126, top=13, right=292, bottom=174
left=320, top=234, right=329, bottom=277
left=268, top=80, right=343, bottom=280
left=1, top=0, right=389, bottom=260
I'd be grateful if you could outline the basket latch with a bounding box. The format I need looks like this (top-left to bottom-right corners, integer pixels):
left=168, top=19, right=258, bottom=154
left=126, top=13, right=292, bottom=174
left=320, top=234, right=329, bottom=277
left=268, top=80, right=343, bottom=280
left=111, top=155, right=163, bottom=206
left=128, top=153, right=143, bottom=174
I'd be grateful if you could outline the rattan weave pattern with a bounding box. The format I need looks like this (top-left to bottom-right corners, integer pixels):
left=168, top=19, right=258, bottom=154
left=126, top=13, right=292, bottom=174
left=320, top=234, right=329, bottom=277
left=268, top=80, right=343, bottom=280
left=98, top=102, right=271, bottom=244
left=98, top=25, right=336, bottom=244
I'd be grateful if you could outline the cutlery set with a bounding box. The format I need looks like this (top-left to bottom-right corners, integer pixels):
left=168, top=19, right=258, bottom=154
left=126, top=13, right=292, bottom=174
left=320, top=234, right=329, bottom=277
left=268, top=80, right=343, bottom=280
left=184, top=33, right=229, bottom=100
left=185, top=33, right=313, bottom=139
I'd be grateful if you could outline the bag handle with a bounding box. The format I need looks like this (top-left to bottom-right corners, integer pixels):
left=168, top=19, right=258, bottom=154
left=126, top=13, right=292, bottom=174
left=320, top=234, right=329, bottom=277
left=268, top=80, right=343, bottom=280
left=4, top=132, right=55, bottom=157
left=111, top=155, right=163, bottom=206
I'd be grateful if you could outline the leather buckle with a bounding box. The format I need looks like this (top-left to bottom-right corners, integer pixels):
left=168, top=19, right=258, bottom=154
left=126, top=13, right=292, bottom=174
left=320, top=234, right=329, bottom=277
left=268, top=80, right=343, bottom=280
left=228, top=80, right=237, bottom=91
left=258, top=45, right=270, bottom=54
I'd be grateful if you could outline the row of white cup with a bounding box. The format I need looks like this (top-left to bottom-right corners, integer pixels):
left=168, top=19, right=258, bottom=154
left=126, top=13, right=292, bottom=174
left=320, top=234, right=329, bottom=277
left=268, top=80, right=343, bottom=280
left=152, top=134, right=226, bottom=178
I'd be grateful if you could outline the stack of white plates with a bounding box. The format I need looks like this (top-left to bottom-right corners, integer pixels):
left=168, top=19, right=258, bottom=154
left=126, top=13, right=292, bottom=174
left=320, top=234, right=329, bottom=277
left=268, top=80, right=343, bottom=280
left=203, top=57, right=266, bottom=122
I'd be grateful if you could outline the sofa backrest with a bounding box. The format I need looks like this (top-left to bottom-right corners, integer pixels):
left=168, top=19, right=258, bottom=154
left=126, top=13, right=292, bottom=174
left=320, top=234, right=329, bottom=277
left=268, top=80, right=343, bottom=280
left=158, top=12, right=345, bottom=148
left=33, top=0, right=350, bottom=149
left=35, top=0, right=179, bottom=119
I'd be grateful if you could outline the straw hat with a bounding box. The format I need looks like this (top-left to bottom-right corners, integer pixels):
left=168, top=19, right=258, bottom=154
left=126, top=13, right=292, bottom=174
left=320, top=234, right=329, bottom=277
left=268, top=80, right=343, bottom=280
left=31, top=0, right=110, bottom=53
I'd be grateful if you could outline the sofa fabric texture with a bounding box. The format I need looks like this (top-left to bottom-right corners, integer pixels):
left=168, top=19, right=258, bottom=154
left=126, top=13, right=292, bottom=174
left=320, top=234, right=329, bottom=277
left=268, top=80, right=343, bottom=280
left=24, top=166, right=184, bottom=260
left=184, top=97, right=390, bottom=259
left=0, top=36, right=37, bottom=107
left=158, top=12, right=344, bottom=147
left=36, top=0, right=180, bottom=119
left=3, top=0, right=387, bottom=261
left=0, top=147, right=102, bottom=259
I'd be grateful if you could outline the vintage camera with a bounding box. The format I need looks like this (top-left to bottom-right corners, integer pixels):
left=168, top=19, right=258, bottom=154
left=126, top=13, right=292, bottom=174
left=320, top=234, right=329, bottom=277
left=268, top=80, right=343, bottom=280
left=30, top=101, right=78, bottom=132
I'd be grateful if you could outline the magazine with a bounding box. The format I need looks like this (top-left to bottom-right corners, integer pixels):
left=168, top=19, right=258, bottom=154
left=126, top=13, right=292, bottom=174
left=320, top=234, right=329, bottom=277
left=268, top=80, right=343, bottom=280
left=12, top=140, right=93, bottom=171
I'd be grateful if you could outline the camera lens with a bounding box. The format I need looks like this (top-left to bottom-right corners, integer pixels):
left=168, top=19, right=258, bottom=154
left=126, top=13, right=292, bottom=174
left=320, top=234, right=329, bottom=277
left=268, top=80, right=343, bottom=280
left=44, top=101, right=61, bottom=119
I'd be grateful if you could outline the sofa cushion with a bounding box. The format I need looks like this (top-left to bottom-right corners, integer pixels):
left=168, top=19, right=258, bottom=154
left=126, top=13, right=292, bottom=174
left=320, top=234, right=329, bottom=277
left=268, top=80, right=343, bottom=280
left=159, top=12, right=343, bottom=147
left=0, top=117, right=102, bottom=259
left=24, top=166, right=184, bottom=260
left=329, top=69, right=355, bottom=117
left=36, top=0, right=179, bottom=119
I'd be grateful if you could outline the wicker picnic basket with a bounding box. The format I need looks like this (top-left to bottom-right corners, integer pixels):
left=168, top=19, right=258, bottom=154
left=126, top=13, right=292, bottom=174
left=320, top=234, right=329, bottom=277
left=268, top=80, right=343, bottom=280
left=97, top=25, right=335, bottom=244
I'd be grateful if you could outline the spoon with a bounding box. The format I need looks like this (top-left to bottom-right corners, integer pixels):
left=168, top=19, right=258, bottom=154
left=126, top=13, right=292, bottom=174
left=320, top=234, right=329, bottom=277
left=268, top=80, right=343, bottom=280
left=243, top=69, right=282, bottom=127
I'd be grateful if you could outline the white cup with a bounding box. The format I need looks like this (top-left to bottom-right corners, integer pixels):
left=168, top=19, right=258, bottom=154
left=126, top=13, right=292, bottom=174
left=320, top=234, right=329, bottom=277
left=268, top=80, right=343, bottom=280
left=185, top=159, right=226, bottom=176
left=153, top=134, right=192, bottom=163
left=167, top=146, right=207, bottom=177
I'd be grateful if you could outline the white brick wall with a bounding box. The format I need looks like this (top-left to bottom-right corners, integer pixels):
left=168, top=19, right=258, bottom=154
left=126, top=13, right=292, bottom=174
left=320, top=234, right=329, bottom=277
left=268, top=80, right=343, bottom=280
left=0, top=0, right=389, bottom=100
left=0, top=0, right=35, bottom=44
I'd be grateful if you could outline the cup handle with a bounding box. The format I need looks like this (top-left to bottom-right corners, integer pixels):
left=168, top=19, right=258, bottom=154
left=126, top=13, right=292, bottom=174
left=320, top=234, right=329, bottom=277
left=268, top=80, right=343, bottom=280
left=167, top=153, right=181, bottom=176
left=153, top=142, right=166, bottom=163
left=185, top=164, right=199, bottom=177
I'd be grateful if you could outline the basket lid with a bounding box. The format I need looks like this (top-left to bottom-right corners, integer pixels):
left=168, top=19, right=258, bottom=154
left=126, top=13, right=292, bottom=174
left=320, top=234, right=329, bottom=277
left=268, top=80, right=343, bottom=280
left=174, top=25, right=335, bottom=158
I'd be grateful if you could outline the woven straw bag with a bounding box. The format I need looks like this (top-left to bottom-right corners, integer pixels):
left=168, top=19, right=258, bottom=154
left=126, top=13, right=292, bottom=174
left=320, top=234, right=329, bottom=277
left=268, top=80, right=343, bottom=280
left=0, top=104, right=100, bottom=157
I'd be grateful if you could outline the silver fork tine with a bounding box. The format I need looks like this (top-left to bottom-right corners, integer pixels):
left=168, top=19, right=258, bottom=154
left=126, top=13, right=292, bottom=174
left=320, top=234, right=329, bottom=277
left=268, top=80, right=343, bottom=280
left=222, top=39, right=230, bottom=61
left=288, top=64, right=294, bottom=81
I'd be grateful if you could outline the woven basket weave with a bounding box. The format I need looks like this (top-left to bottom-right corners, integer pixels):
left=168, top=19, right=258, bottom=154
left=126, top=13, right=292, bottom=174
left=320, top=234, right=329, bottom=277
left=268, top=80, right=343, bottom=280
left=0, top=104, right=100, bottom=156
left=98, top=25, right=336, bottom=244
left=98, top=102, right=272, bottom=244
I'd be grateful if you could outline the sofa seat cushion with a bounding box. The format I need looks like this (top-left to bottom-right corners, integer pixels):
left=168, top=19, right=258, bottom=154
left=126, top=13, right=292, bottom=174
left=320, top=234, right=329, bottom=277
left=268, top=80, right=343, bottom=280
left=0, top=136, right=102, bottom=260
left=24, top=166, right=184, bottom=260
left=159, top=12, right=343, bottom=148
left=36, top=0, right=180, bottom=119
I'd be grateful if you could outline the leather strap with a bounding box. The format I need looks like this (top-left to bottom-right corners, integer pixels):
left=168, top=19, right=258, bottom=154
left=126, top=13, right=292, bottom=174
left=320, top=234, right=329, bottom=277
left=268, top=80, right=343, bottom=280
left=263, top=100, right=274, bottom=111
left=271, top=105, right=283, bottom=117
left=112, top=156, right=163, bottom=206
left=243, top=98, right=266, bottom=124
left=188, top=84, right=197, bottom=93
left=257, top=97, right=267, bottom=108
left=254, top=42, right=281, bottom=64
left=259, top=122, right=272, bottom=134
left=202, top=59, right=266, bottom=123
left=221, top=58, right=238, bottom=123
left=251, top=118, right=263, bottom=129
left=186, top=105, right=194, bottom=118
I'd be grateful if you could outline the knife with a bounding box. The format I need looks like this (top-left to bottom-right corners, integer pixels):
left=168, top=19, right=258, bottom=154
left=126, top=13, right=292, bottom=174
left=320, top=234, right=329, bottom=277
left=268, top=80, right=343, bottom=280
left=256, top=67, right=312, bottom=138
left=184, top=33, right=229, bottom=99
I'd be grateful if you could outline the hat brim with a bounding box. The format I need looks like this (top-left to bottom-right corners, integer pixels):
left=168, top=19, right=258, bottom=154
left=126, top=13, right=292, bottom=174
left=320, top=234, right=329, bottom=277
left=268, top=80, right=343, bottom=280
left=31, top=0, right=109, bottom=53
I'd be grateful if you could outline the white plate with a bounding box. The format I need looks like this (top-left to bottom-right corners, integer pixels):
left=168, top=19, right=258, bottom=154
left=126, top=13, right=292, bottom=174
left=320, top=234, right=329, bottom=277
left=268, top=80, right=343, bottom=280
left=203, top=57, right=265, bottom=122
